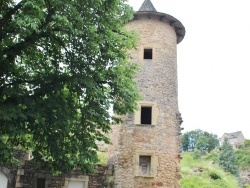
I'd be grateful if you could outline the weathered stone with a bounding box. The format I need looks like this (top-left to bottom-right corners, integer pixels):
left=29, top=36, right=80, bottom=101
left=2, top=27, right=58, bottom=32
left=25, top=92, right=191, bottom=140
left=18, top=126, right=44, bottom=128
left=108, top=1, right=185, bottom=187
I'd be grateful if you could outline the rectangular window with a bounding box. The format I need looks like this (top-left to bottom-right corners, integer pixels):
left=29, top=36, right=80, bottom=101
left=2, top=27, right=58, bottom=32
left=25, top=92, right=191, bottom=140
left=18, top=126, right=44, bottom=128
left=64, top=177, right=89, bottom=188
left=144, top=49, right=153, bottom=59
left=139, top=156, right=151, bottom=175
left=69, top=181, right=85, bottom=188
left=37, top=178, right=46, bottom=188
left=141, top=107, right=152, bottom=124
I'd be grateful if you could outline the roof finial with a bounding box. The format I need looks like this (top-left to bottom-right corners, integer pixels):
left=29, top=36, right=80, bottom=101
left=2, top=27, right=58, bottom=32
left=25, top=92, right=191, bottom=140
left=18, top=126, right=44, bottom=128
left=138, top=0, right=157, bottom=12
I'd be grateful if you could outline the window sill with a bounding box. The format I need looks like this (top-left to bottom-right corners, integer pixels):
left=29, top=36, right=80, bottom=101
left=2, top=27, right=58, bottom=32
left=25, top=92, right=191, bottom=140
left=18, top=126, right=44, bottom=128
left=135, top=174, right=155, bottom=178
left=134, top=124, right=156, bottom=127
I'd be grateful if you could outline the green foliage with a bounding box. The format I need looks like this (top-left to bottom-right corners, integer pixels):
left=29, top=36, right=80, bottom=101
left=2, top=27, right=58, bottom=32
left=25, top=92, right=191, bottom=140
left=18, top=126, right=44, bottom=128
left=181, top=133, right=189, bottom=151
left=235, top=149, right=250, bottom=170
left=181, top=129, right=219, bottom=152
left=204, top=151, right=219, bottom=162
left=0, top=0, right=140, bottom=173
left=209, top=172, right=221, bottom=180
left=97, top=152, right=108, bottom=165
left=218, top=138, right=239, bottom=175
left=243, top=139, right=250, bottom=149
left=180, top=152, right=239, bottom=188
left=192, top=149, right=206, bottom=159
left=103, top=176, right=115, bottom=188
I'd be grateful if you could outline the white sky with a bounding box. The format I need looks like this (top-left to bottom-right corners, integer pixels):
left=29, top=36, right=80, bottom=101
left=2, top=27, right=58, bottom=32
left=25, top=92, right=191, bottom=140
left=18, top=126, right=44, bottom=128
left=128, top=0, right=250, bottom=139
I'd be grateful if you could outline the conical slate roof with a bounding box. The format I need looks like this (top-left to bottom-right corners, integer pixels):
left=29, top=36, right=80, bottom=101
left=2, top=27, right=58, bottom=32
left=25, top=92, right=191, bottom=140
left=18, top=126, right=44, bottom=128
left=135, top=0, right=186, bottom=44
left=138, top=0, right=157, bottom=12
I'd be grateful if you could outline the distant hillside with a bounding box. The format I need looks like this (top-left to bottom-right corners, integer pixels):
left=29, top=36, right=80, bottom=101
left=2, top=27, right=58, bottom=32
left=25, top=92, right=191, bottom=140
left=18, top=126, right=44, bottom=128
left=180, top=147, right=250, bottom=188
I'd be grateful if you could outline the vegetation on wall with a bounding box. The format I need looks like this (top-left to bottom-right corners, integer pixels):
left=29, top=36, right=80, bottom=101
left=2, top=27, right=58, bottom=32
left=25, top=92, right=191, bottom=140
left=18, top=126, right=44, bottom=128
left=0, top=0, right=140, bottom=174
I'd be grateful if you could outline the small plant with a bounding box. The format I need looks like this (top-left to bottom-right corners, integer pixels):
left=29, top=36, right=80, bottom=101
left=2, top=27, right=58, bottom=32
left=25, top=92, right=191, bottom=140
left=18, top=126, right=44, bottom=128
left=209, top=172, right=221, bottom=180
left=103, top=176, right=115, bottom=188
left=245, top=184, right=250, bottom=188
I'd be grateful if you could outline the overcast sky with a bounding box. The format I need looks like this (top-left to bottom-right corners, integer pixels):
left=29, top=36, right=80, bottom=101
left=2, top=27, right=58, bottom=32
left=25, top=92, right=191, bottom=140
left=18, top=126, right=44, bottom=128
left=128, top=0, right=250, bottom=139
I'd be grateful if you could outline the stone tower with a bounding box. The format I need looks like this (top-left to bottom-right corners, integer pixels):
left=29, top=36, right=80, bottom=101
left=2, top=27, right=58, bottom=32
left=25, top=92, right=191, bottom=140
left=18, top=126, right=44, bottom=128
left=108, top=0, right=185, bottom=187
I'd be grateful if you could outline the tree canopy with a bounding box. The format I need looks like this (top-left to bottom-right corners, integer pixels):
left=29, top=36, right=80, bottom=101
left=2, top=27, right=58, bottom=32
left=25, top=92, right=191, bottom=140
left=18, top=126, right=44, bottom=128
left=181, top=129, right=219, bottom=152
left=0, top=0, right=140, bottom=173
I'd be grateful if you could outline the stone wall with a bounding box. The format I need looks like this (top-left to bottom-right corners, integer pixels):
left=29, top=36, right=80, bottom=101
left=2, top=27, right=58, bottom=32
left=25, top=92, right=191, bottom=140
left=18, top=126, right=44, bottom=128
left=1, top=161, right=108, bottom=188
left=108, top=14, right=182, bottom=188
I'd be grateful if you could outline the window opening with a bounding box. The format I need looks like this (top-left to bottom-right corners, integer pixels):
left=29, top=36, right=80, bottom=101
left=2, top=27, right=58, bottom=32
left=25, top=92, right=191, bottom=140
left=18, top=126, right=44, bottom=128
left=139, top=156, right=151, bottom=175
left=141, top=107, right=152, bottom=124
left=37, top=178, right=46, bottom=188
left=68, top=181, right=85, bottom=188
left=144, top=49, right=153, bottom=59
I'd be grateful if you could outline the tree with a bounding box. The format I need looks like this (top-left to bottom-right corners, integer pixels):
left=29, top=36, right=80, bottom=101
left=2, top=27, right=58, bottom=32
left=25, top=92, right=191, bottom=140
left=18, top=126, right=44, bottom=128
left=205, top=132, right=219, bottom=152
left=188, top=129, right=203, bottom=151
left=196, top=132, right=219, bottom=152
left=181, top=133, right=189, bottom=152
left=182, top=130, right=219, bottom=152
left=218, top=138, right=238, bottom=176
left=181, top=129, right=203, bottom=151
left=0, top=0, right=140, bottom=173
left=196, top=135, right=209, bottom=151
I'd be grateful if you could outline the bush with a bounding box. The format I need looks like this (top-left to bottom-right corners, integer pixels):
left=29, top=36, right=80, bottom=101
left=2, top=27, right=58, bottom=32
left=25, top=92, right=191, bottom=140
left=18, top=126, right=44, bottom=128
left=244, top=140, right=250, bottom=148
left=218, top=138, right=238, bottom=176
left=192, top=149, right=206, bottom=159
left=204, top=151, right=219, bottom=162
left=245, top=184, right=250, bottom=188
left=235, top=149, right=250, bottom=170
left=209, top=172, right=221, bottom=180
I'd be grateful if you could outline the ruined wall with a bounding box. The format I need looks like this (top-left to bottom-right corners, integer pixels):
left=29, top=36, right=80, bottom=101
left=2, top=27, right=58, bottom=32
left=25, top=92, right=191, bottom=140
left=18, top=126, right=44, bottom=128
left=108, top=15, right=182, bottom=188
left=1, top=161, right=108, bottom=188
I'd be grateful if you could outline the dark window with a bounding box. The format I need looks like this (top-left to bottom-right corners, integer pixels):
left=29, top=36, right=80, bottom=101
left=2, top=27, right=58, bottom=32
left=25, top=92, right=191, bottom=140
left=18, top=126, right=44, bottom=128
left=144, top=49, right=153, bottom=59
left=139, top=156, right=151, bottom=174
left=37, top=178, right=46, bottom=188
left=141, top=107, right=152, bottom=124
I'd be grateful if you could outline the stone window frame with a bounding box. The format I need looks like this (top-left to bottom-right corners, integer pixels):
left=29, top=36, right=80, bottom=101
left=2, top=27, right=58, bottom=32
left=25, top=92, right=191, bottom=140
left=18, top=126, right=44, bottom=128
left=34, top=173, right=51, bottom=188
left=63, top=176, right=89, bottom=188
left=0, top=171, right=8, bottom=188
left=134, top=101, right=159, bottom=125
left=0, top=167, right=14, bottom=188
left=134, top=150, right=158, bottom=178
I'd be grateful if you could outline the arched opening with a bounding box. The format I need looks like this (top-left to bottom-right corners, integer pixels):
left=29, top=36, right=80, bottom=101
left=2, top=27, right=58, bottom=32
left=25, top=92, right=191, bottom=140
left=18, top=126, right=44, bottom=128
left=0, top=171, right=8, bottom=188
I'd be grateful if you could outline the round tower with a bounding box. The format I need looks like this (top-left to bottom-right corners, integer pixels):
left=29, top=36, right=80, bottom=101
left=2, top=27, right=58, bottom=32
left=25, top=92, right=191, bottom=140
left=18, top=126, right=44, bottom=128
left=108, top=0, right=185, bottom=187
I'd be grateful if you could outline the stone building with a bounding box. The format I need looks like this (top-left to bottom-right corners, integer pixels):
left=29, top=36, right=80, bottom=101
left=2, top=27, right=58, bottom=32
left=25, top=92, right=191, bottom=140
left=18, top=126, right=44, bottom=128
left=220, top=131, right=245, bottom=149
left=108, top=0, right=185, bottom=188
left=0, top=151, right=109, bottom=188
left=0, top=1, right=185, bottom=187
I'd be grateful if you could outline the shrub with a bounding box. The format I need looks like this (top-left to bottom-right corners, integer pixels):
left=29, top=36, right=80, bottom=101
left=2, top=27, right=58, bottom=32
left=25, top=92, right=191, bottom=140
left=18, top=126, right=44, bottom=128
left=209, top=172, right=221, bottom=180
left=218, top=138, right=238, bottom=176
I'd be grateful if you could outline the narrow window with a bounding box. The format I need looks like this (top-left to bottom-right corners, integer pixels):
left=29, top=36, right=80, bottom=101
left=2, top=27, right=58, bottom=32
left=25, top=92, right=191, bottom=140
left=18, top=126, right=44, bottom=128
left=139, top=156, right=151, bottom=175
left=141, top=107, right=152, bottom=124
left=37, top=178, right=46, bottom=188
left=144, top=49, right=153, bottom=59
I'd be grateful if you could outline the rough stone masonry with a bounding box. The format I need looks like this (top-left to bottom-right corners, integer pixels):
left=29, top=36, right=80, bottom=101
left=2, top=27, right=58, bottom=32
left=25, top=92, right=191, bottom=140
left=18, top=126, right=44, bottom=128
left=108, top=0, right=185, bottom=187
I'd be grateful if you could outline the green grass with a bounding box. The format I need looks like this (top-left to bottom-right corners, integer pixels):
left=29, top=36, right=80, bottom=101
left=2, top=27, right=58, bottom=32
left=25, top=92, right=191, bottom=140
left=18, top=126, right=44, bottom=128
left=236, top=149, right=250, bottom=170
left=180, top=152, right=239, bottom=188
